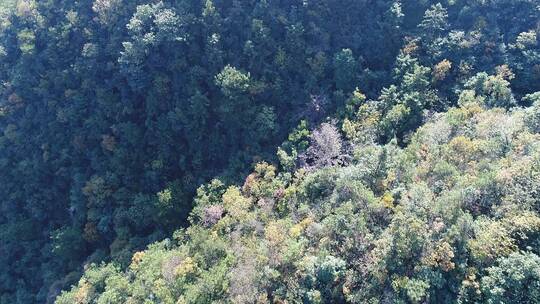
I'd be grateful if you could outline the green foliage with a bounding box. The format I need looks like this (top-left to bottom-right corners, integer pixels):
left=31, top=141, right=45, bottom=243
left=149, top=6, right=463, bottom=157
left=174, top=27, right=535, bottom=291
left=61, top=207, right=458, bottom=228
left=57, top=101, right=540, bottom=303
left=481, top=252, right=540, bottom=304
left=334, top=49, right=358, bottom=92
left=215, top=65, right=252, bottom=98
left=0, top=0, right=539, bottom=302
left=419, top=3, right=448, bottom=33
left=16, top=29, right=35, bottom=54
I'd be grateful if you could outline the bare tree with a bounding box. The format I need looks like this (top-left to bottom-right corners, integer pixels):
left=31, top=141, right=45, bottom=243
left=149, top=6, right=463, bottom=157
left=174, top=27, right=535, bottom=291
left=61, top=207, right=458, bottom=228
left=302, top=122, right=349, bottom=169
left=202, top=205, right=224, bottom=226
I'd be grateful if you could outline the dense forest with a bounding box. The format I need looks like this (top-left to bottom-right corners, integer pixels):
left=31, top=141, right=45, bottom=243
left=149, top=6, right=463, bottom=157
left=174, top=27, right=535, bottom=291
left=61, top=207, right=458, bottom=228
left=0, top=0, right=539, bottom=303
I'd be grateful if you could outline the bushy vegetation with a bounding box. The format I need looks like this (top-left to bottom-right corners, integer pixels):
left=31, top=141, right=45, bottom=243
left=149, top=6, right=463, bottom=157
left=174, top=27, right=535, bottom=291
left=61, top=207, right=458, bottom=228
left=0, top=0, right=539, bottom=302
left=58, top=93, right=540, bottom=303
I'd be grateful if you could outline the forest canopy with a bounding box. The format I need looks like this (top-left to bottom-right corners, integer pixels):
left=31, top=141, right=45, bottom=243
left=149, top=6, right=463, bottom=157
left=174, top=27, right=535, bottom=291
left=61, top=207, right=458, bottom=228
left=0, top=0, right=539, bottom=303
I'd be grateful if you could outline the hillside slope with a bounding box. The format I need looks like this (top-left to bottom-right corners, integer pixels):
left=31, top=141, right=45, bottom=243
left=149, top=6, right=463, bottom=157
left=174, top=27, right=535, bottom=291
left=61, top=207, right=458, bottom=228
left=0, top=0, right=539, bottom=302
left=57, top=89, right=540, bottom=303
